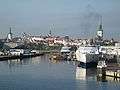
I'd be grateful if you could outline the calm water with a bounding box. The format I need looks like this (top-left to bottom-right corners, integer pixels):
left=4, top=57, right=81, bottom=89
left=0, top=54, right=120, bottom=90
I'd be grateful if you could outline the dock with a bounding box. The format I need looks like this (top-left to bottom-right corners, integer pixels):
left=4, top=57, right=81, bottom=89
left=0, top=52, right=45, bottom=61
left=105, top=64, right=120, bottom=78
left=97, top=63, right=120, bottom=79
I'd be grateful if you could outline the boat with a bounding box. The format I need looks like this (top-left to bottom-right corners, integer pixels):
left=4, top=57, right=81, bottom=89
left=60, top=46, right=71, bottom=53
left=49, top=52, right=64, bottom=60
left=49, top=46, right=72, bottom=61
left=76, top=45, right=100, bottom=68
left=60, top=46, right=72, bottom=60
left=97, top=60, right=107, bottom=69
left=9, top=49, right=32, bottom=59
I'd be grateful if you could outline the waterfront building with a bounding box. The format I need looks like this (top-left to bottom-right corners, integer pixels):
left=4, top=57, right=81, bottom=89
left=54, top=37, right=64, bottom=45
left=30, top=36, right=45, bottom=43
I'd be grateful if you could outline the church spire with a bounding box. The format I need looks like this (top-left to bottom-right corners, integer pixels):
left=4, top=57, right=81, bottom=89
left=97, top=15, right=103, bottom=37
left=7, top=27, right=13, bottom=41
left=10, top=27, right=12, bottom=34
left=99, top=15, right=103, bottom=30
left=96, top=15, right=104, bottom=45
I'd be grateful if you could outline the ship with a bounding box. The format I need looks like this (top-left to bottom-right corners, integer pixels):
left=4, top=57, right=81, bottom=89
left=49, top=46, right=74, bottom=61
left=75, top=45, right=100, bottom=68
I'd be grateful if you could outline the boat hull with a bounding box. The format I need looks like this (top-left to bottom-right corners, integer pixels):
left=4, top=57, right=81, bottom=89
left=75, top=46, right=100, bottom=68
left=78, top=61, right=97, bottom=68
left=76, top=53, right=99, bottom=68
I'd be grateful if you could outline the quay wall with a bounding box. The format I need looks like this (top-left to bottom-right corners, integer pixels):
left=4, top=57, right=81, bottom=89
left=0, top=51, right=50, bottom=61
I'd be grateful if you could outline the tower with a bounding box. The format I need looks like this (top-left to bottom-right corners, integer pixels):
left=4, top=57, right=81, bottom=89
left=49, top=30, right=52, bottom=36
left=95, top=16, right=104, bottom=45
left=96, top=16, right=103, bottom=41
left=48, top=24, right=54, bottom=37
left=7, top=27, right=13, bottom=41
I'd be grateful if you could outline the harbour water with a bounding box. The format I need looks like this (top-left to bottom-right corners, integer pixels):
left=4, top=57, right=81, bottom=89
left=0, top=54, right=120, bottom=90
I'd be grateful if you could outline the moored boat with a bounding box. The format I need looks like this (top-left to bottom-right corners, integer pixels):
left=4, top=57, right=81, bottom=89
left=49, top=52, right=64, bottom=60
left=60, top=46, right=71, bottom=60
left=76, top=45, right=100, bottom=68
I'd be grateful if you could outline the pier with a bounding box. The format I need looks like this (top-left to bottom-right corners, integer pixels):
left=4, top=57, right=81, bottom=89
left=0, top=51, right=45, bottom=61
left=105, top=64, right=120, bottom=78
left=97, top=63, right=120, bottom=79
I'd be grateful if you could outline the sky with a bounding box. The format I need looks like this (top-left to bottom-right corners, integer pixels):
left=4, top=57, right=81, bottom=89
left=0, top=0, right=120, bottom=39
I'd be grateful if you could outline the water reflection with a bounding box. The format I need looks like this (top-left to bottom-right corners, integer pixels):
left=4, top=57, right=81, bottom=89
left=0, top=55, right=120, bottom=90
left=7, top=55, right=48, bottom=66
left=4, top=55, right=120, bottom=83
left=76, top=66, right=120, bottom=83
left=3, top=55, right=48, bottom=73
left=106, top=76, right=120, bottom=82
left=97, top=72, right=120, bottom=82
left=76, top=67, right=97, bottom=80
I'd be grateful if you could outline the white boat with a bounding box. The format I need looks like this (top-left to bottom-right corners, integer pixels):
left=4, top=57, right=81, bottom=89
left=76, top=45, right=100, bottom=68
left=60, top=46, right=75, bottom=60
left=9, top=49, right=31, bottom=56
left=97, top=61, right=107, bottom=69
left=60, top=46, right=71, bottom=53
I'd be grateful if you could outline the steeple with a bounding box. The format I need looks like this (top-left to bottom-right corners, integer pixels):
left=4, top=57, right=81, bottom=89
left=48, top=24, right=54, bottom=37
left=98, top=15, right=103, bottom=31
left=7, top=27, right=13, bottom=41
left=97, top=16, right=103, bottom=38
left=95, top=16, right=104, bottom=45
left=9, top=27, right=12, bottom=34
left=49, top=30, right=52, bottom=36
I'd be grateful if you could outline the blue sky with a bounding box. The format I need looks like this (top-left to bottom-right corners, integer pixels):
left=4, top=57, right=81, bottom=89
left=0, top=0, right=120, bottom=39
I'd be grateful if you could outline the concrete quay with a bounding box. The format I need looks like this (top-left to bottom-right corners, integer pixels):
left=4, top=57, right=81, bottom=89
left=0, top=52, right=45, bottom=61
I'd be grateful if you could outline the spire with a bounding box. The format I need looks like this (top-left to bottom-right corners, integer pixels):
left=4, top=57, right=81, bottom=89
left=7, top=27, right=13, bottom=41
left=49, top=24, right=54, bottom=37
left=10, top=27, right=12, bottom=34
left=49, top=30, right=52, bottom=36
left=96, top=15, right=103, bottom=42
left=98, top=15, right=103, bottom=31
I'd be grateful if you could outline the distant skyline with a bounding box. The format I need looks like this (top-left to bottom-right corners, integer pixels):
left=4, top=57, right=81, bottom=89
left=0, top=0, right=120, bottom=39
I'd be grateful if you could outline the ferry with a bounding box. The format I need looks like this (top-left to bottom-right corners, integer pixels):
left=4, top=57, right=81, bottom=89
left=76, top=45, right=100, bottom=68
